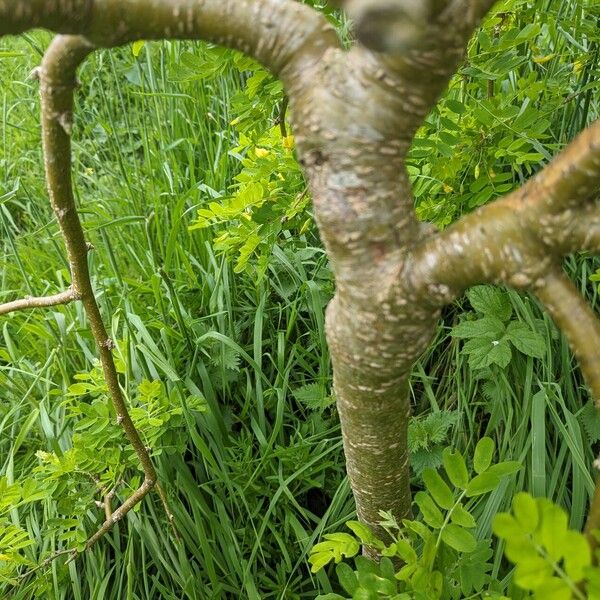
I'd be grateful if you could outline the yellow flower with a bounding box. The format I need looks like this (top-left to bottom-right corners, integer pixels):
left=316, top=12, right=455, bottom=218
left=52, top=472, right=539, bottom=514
left=282, top=135, right=295, bottom=150
left=255, top=147, right=270, bottom=158
left=532, top=54, right=555, bottom=65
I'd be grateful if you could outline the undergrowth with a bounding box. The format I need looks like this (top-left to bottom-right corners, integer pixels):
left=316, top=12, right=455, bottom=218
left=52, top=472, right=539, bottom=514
left=0, top=0, right=598, bottom=597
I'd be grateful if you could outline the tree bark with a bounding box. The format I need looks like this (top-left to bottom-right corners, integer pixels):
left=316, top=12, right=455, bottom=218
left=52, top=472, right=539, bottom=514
left=1, top=0, right=600, bottom=552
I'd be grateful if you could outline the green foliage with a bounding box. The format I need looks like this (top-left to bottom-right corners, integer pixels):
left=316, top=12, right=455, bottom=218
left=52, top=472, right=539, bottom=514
left=187, top=50, right=311, bottom=277
left=494, top=492, right=597, bottom=599
left=310, top=437, right=521, bottom=599
left=0, top=353, right=207, bottom=583
left=409, top=0, right=600, bottom=227
left=452, top=286, right=546, bottom=370
left=0, top=0, right=598, bottom=597
left=408, top=411, right=459, bottom=475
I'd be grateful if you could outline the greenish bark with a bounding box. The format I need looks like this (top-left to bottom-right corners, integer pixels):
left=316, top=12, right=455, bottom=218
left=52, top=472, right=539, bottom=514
left=1, top=0, right=600, bottom=554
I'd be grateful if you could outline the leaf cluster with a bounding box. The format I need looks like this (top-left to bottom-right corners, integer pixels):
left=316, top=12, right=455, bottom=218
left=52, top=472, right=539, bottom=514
left=310, top=437, right=521, bottom=599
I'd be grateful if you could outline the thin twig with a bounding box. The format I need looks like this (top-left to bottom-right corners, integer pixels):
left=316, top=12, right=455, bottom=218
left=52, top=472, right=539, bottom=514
left=0, top=287, right=76, bottom=315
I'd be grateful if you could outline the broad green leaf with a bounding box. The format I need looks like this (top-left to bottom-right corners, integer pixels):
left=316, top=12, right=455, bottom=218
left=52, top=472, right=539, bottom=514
left=451, top=316, right=505, bottom=339
left=415, top=492, right=444, bottom=528
left=451, top=504, right=476, bottom=528
left=492, top=513, right=522, bottom=539
left=346, top=521, right=384, bottom=550
left=441, top=524, right=477, bottom=553
left=394, top=539, right=417, bottom=564
left=336, top=562, right=358, bottom=595
left=488, top=341, right=512, bottom=368
left=584, top=566, right=600, bottom=599
left=505, top=321, right=546, bottom=358
left=536, top=499, right=568, bottom=561
left=467, top=286, right=512, bottom=321
left=309, top=533, right=360, bottom=572
left=466, top=472, right=500, bottom=497
left=402, top=519, right=433, bottom=541
left=473, top=437, right=495, bottom=474
left=514, top=555, right=553, bottom=590
left=443, top=449, right=469, bottom=489
left=446, top=98, right=466, bottom=114
left=463, top=337, right=512, bottom=369
left=512, top=492, right=539, bottom=533
left=533, top=577, right=571, bottom=600
left=563, top=530, right=591, bottom=581
left=422, top=468, right=454, bottom=509
left=504, top=538, right=538, bottom=564
left=486, top=461, right=522, bottom=477
left=132, top=40, right=145, bottom=57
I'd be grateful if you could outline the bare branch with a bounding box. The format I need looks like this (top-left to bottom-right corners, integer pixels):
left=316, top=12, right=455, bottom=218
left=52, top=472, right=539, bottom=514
left=536, top=269, right=600, bottom=409
left=0, top=288, right=76, bottom=315
left=0, top=0, right=340, bottom=82
left=39, top=33, right=166, bottom=553
left=546, top=200, right=600, bottom=255
left=342, top=0, right=495, bottom=52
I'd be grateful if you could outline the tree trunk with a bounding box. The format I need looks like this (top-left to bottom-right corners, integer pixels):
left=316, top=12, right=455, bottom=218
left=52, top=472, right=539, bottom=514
left=1, top=0, right=600, bottom=551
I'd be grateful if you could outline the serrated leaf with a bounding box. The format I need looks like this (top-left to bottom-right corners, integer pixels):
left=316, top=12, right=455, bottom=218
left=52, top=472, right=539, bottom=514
left=292, top=383, right=333, bottom=411
left=467, top=286, right=512, bottom=321
left=463, top=337, right=512, bottom=369
left=451, top=316, right=505, bottom=339
left=443, top=449, right=469, bottom=489
left=505, top=321, right=546, bottom=358
left=474, top=437, right=495, bottom=474
left=441, top=524, right=477, bottom=553
left=422, top=468, right=454, bottom=509
left=578, top=402, right=600, bottom=443
left=415, top=492, right=444, bottom=528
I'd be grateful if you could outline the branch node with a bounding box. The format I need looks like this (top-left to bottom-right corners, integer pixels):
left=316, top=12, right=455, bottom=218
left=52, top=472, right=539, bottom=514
left=58, top=112, right=73, bottom=136
left=28, top=66, right=41, bottom=81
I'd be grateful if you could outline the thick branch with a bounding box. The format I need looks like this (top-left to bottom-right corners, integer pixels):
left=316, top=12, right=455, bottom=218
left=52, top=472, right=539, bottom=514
left=0, top=288, right=76, bottom=315
left=513, top=118, right=600, bottom=216
left=342, top=0, right=497, bottom=54
left=0, top=0, right=339, bottom=83
left=534, top=270, right=600, bottom=548
left=406, top=119, right=600, bottom=305
left=535, top=270, right=600, bottom=408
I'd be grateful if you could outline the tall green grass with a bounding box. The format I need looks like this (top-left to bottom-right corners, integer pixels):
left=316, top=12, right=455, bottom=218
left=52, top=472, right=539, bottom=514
left=0, top=1, right=599, bottom=597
